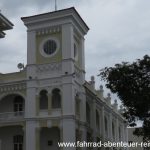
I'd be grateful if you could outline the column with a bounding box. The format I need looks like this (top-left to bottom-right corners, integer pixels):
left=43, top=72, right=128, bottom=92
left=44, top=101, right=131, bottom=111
left=109, top=114, right=113, bottom=150
left=48, top=91, right=52, bottom=115
left=25, top=83, right=37, bottom=117
left=35, top=127, right=41, bottom=150
left=62, top=82, right=75, bottom=115
left=116, top=118, right=119, bottom=142
left=101, top=106, right=105, bottom=150
left=62, top=119, right=76, bottom=150
left=26, top=30, right=37, bottom=118
left=62, top=23, right=74, bottom=60
left=25, top=121, right=37, bottom=150
left=36, top=94, right=39, bottom=116
left=80, top=91, right=86, bottom=122
left=92, top=100, right=96, bottom=142
left=27, top=30, right=36, bottom=64
left=80, top=90, right=87, bottom=150
left=109, top=114, right=112, bottom=141
left=79, top=37, right=86, bottom=84
left=80, top=126, right=87, bottom=150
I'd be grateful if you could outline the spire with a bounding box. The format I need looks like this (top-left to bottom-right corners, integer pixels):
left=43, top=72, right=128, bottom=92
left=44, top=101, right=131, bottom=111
left=106, top=93, right=111, bottom=105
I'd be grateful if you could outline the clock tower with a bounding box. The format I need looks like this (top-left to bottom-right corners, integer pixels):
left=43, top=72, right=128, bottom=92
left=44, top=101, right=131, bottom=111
left=22, top=7, right=89, bottom=150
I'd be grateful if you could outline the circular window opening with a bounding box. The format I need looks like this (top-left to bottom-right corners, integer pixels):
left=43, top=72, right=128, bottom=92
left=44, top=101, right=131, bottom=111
left=43, top=40, right=57, bottom=55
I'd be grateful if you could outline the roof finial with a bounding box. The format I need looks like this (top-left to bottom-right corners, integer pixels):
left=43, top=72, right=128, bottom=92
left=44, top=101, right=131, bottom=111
left=55, top=0, right=57, bottom=11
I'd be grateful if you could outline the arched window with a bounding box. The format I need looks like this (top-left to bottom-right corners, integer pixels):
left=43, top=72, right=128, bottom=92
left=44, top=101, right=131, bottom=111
left=14, top=96, right=24, bottom=115
left=105, top=116, right=108, bottom=136
left=39, top=90, right=48, bottom=110
left=13, top=135, right=23, bottom=150
left=96, top=110, right=100, bottom=130
left=86, top=102, right=90, bottom=125
left=52, top=89, right=61, bottom=109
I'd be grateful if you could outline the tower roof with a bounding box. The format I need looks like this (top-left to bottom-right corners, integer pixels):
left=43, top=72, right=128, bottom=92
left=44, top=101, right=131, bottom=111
left=21, top=7, right=89, bottom=35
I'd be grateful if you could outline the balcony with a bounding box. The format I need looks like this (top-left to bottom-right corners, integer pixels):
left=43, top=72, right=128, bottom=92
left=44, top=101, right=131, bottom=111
left=39, top=109, right=62, bottom=117
left=0, top=111, right=24, bottom=123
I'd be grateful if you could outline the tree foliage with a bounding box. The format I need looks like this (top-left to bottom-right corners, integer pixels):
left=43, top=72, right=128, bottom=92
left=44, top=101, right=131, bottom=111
left=99, top=55, right=150, bottom=140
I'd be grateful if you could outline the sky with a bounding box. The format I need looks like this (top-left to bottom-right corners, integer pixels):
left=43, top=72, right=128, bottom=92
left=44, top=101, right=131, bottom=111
left=0, top=0, right=150, bottom=101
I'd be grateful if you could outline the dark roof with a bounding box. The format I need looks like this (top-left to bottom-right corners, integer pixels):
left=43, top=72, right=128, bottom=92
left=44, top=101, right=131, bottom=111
left=21, top=7, right=89, bottom=30
left=0, top=13, right=14, bottom=28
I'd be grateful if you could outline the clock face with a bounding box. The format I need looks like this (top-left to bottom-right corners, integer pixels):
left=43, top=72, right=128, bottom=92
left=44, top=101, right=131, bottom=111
left=40, top=37, right=60, bottom=58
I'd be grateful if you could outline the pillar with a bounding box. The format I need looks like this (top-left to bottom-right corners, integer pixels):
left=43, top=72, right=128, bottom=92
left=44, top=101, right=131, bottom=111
left=48, top=92, right=52, bottom=115
left=80, top=126, right=87, bottom=150
left=36, top=94, right=39, bottom=116
left=36, top=127, right=40, bottom=150
left=116, top=118, right=119, bottom=142
left=62, top=119, right=76, bottom=150
left=25, top=121, right=37, bottom=150
left=109, top=114, right=113, bottom=150
left=101, top=106, right=105, bottom=150
left=91, top=99, right=96, bottom=142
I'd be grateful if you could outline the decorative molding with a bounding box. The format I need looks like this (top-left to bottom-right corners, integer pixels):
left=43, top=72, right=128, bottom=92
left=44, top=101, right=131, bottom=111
left=36, top=26, right=61, bottom=36
left=0, top=83, right=26, bottom=93
left=39, top=78, right=62, bottom=86
left=37, top=63, right=62, bottom=73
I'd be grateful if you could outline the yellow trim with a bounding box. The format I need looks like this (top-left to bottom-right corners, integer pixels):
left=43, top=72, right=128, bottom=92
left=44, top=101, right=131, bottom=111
left=36, top=33, right=62, bottom=64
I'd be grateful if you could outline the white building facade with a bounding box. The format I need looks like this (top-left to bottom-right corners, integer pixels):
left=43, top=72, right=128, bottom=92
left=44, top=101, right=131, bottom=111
left=0, top=7, right=128, bottom=150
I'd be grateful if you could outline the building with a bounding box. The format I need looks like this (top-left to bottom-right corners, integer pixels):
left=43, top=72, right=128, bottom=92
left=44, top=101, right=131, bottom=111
left=0, top=7, right=128, bottom=150
left=0, top=12, right=13, bottom=38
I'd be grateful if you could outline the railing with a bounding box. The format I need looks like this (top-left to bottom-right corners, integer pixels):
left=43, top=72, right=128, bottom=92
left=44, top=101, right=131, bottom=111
left=0, top=111, right=24, bottom=121
left=39, top=109, right=61, bottom=117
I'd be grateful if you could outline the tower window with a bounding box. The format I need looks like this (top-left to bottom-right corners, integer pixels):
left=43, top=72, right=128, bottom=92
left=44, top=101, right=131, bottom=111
left=43, top=40, right=57, bottom=55
left=40, top=37, right=60, bottom=57
left=39, top=90, right=48, bottom=110
left=52, top=89, right=61, bottom=109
